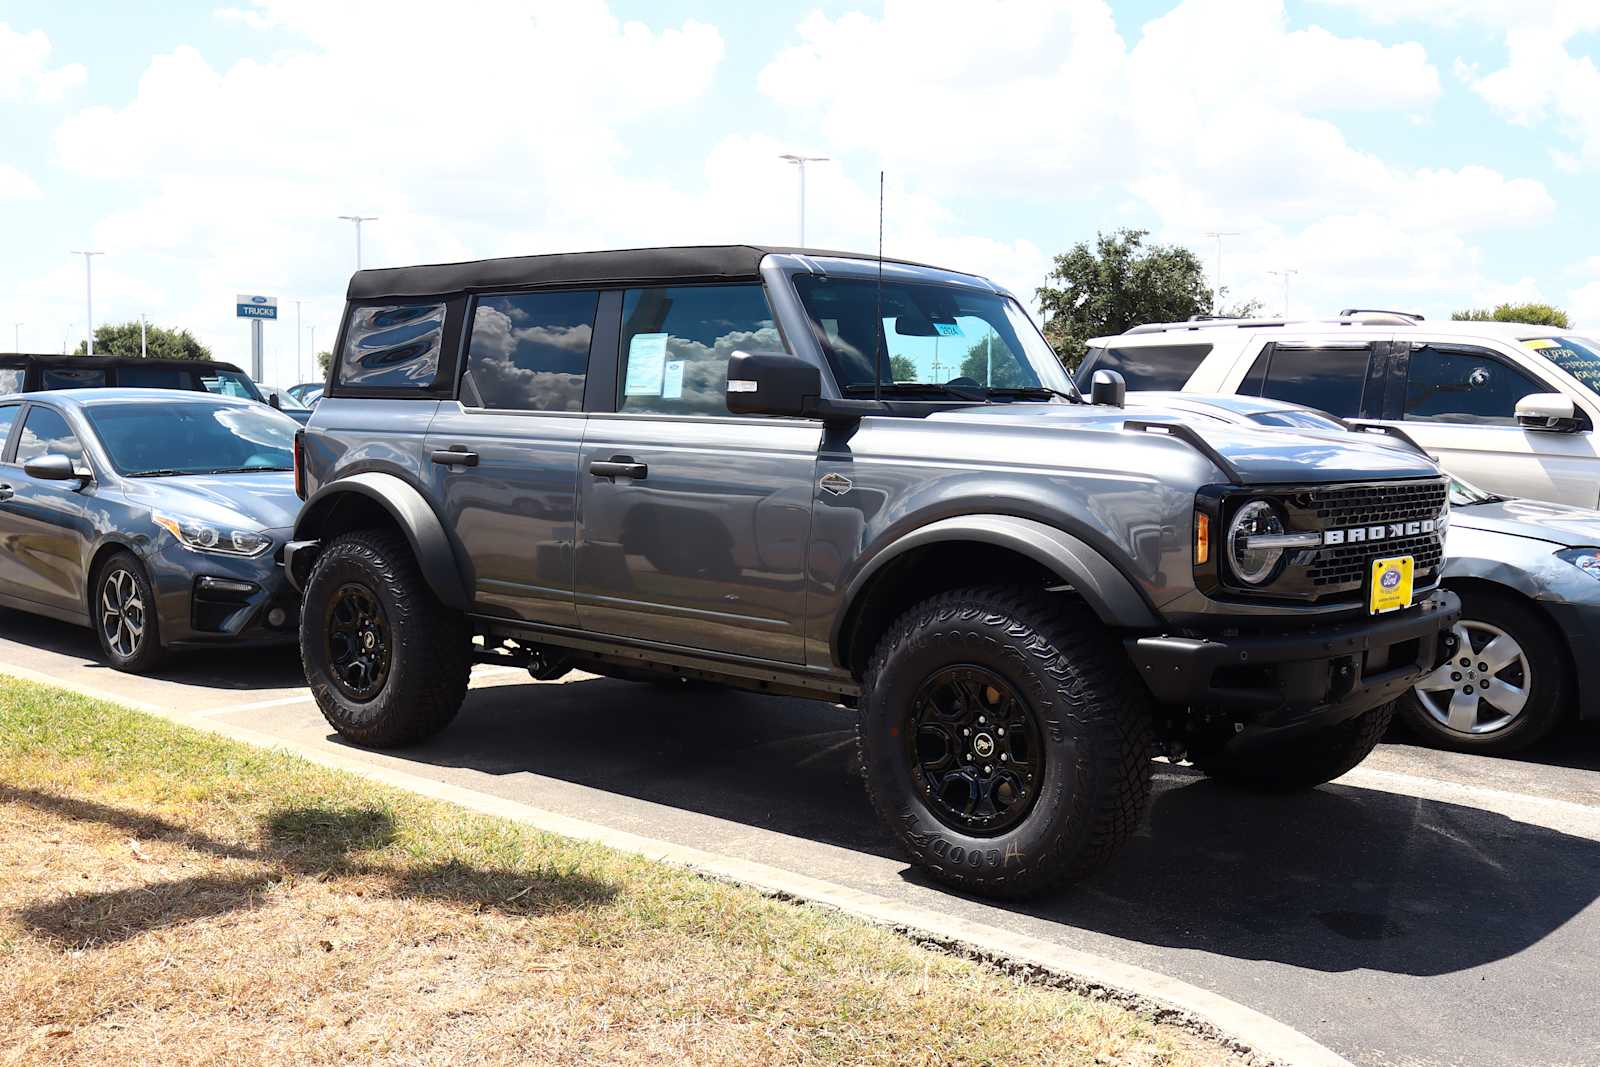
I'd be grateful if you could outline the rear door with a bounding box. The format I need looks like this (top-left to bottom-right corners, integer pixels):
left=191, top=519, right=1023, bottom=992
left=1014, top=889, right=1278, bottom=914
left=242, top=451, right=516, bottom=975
left=575, top=283, right=819, bottom=664
left=1232, top=339, right=1390, bottom=419
left=0, top=403, right=94, bottom=614
left=423, top=289, right=607, bottom=628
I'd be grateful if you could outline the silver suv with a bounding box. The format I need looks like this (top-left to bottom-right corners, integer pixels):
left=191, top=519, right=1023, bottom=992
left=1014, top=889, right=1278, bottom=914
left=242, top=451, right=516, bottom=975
left=286, top=246, right=1459, bottom=897
left=1078, top=312, right=1600, bottom=507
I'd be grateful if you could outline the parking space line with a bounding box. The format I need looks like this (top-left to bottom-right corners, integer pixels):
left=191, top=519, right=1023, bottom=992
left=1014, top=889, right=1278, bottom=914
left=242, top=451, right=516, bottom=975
left=190, top=692, right=314, bottom=717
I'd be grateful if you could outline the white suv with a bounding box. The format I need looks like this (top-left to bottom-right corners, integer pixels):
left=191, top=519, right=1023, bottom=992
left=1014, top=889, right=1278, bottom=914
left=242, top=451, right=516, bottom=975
left=1079, top=312, right=1600, bottom=507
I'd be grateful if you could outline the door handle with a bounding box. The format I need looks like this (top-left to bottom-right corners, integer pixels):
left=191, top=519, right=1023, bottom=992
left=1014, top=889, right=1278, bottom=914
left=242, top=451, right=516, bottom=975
left=431, top=448, right=479, bottom=467
left=589, top=456, right=648, bottom=480
left=0, top=484, right=11, bottom=502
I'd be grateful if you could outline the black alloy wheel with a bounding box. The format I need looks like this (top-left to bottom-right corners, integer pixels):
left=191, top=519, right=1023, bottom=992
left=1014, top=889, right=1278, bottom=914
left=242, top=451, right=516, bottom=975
left=909, top=665, right=1043, bottom=836
left=324, top=582, right=392, bottom=701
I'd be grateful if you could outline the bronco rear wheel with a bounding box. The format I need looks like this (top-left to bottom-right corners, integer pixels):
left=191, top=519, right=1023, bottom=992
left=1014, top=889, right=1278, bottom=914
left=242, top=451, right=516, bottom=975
left=301, top=528, right=470, bottom=748
left=858, top=588, right=1153, bottom=899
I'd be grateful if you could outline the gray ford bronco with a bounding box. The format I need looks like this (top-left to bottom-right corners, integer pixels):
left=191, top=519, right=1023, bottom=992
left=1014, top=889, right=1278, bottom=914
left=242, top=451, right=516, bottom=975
left=286, top=245, right=1459, bottom=897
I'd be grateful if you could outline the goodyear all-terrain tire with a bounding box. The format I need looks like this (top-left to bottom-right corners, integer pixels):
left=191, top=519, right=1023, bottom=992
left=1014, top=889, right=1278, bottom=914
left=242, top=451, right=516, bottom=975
left=858, top=588, right=1153, bottom=899
left=1192, top=700, right=1396, bottom=791
left=301, top=528, right=471, bottom=748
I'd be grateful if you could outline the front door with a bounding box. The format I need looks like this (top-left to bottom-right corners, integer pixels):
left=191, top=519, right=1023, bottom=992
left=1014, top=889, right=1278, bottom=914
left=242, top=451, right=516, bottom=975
left=575, top=284, right=818, bottom=664
left=0, top=403, right=95, bottom=615
left=423, top=289, right=608, bottom=628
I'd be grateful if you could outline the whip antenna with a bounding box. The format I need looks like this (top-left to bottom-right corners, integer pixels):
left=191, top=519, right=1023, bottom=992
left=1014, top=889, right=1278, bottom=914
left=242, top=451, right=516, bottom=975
left=875, top=170, right=884, bottom=404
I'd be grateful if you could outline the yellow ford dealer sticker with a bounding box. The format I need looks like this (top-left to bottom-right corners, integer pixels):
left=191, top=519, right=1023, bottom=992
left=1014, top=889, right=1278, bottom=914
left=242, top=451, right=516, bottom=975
left=1369, top=556, right=1415, bottom=615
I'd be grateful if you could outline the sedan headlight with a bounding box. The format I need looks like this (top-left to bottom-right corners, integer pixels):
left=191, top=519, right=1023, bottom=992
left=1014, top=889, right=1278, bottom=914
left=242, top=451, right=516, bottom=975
left=1557, top=547, right=1600, bottom=581
left=153, top=514, right=272, bottom=558
left=1227, top=500, right=1287, bottom=585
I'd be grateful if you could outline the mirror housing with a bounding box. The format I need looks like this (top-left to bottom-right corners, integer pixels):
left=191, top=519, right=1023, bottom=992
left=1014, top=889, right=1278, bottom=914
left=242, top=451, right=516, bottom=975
left=1090, top=368, right=1126, bottom=408
left=24, top=453, right=86, bottom=483
left=1516, top=392, right=1580, bottom=432
left=268, top=393, right=282, bottom=410
left=726, top=350, right=821, bottom=418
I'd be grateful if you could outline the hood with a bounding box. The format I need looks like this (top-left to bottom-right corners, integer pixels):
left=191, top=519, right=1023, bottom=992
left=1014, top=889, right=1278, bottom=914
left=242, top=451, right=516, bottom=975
left=120, top=470, right=300, bottom=531
left=925, top=401, right=1440, bottom=484
left=1451, top=495, right=1600, bottom=547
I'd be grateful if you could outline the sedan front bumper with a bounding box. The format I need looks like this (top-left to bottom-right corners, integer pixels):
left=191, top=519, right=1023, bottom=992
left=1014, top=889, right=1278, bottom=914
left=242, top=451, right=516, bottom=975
left=1127, top=590, right=1461, bottom=734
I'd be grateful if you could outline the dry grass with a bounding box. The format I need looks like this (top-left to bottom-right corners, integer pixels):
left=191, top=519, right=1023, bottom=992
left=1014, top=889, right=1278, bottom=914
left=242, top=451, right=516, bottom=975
left=0, top=677, right=1245, bottom=1066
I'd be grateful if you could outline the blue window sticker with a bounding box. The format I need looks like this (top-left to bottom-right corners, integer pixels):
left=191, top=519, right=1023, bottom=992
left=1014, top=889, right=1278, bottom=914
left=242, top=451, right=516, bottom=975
left=933, top=322, right=963, bottom=337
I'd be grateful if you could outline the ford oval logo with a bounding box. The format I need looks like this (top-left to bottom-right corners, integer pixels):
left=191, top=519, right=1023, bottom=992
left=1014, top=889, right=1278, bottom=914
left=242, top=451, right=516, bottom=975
left=1380, top=568, right=1402, bottom=590
left=251, top=295, right=268, bottom=303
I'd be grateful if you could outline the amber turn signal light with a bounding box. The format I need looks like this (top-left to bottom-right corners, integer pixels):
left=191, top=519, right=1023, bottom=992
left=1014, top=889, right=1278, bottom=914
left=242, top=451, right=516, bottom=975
left=1194, top=512, right=1210, bottom=565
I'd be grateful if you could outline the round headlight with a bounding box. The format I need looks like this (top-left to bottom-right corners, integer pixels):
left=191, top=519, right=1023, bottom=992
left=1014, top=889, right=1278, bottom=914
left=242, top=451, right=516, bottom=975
left=1227, top=500, right=1285, bottom=585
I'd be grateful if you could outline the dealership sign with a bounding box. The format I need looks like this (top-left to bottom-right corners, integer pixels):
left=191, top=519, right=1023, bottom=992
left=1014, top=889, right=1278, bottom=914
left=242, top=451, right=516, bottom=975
left=235, top=294, right=278, bottom=319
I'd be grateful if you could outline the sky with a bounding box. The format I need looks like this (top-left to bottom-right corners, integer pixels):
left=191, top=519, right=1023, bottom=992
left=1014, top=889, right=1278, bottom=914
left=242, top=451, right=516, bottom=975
left=2, top=0, right=1598, bottom=385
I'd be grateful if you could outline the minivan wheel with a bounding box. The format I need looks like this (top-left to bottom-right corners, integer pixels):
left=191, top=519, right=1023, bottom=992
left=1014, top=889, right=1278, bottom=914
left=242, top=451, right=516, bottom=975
left=1398, top=589, right=1566, bottom=755
left=93, top=551, right=165, bottom=674
left=301, top=528, right=471, bottom=748
left=858, top=588, right=1153, bottom=899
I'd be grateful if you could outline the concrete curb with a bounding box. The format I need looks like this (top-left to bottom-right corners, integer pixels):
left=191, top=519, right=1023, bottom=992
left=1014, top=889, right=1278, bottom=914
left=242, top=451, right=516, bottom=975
left=2, top=664, right=1352, bottom=1067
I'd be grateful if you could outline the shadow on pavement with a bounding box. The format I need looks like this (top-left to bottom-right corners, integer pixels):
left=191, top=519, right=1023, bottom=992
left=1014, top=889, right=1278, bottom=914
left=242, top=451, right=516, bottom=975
left=385, top=675, right=1600, bottom=978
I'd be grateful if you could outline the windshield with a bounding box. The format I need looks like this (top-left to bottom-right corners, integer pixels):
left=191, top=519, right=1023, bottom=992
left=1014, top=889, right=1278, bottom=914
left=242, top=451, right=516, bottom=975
left=84, top=401, right=296, bottom=476
left=791, top=276, right=1075, bottom=399
left=1522, top=336, right=1600, bottom=397
left=1249, top=408, right=1348, bottom=431
left=1449, top=476, right=1502, bottom=506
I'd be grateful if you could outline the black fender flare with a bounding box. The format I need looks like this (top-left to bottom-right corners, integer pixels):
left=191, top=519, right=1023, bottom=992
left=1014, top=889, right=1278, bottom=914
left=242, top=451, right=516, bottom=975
left=292, top=472, right=471, bottom=611
left=832, top=514, right=1160, bottom=665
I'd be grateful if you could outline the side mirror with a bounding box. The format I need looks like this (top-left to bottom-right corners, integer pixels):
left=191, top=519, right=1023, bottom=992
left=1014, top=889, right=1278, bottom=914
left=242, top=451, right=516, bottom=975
left=268, top=393, right=282, bottom=410
left=726, top=350, right=822, bottom=418
left=1516, top=392, right=1579, bottom=432
left=1091, top=368, right=1126, bottom=408
left=24, top=453, right=85, bottom=483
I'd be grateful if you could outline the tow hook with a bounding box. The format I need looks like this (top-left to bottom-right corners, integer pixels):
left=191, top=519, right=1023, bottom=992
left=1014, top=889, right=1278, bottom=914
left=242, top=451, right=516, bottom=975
left=1330, top=656, right=1357, bottom=700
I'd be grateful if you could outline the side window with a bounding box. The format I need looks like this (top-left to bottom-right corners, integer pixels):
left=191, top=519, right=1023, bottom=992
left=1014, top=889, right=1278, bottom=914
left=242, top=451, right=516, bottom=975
left=463, top=290, right=598, bottom=412
left=199, top=369, right=258, bottom=399
left=617, top=285, right=779, bottom=416
left=0, top=368, right=23, bottom=395
left=40, top=366, right=106, bottom=390
left=1404, top=345, right=1547, bottom=426
left=1072, top=343, right=1212, bottom=392
left=0, top=405, right=18, bottom=458
left=338, top=302, right=447, bottom=389
left=117, top=365, right=192, bottom=390
left=15, top=406, right=83, bottom=466
left=1257, top=345, right=1372, bottom=418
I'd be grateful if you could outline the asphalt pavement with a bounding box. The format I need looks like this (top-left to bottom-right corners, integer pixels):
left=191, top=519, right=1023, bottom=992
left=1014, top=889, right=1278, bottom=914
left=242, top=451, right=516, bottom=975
left=3, top=610, right=1598, bottom=1067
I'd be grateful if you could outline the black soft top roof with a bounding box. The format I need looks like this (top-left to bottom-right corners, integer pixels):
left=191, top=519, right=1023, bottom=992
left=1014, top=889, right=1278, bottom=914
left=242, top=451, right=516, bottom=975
left=0, top=353, right=248, bottom=372
left=346, top=244, right=944, bottom=300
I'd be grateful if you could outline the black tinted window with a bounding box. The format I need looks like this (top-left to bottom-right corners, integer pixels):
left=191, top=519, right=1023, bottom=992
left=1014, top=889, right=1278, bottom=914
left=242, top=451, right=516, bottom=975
left=1258, top=345, right=1371, bottom=418
left=1405, top=346, right=1546, bottom=425
left=40, top=366, right=106, bottom=390
left=0, top=368, right=22, bottom=394
left=464, top=291, right=597, bottom=412
left=1074, top=343, right=1211, bottom=391
left=339, top=303, right=446, bottom=389
left=15, top=406, right=83, bottom=465
left=618, top=286, right=779, bottom=416
left=117, top=365, right=192, bottom=389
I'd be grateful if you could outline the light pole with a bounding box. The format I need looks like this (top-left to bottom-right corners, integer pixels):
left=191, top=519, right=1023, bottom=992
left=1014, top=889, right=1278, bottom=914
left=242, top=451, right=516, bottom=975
left=309, top=325, right=317, bottom=377
left=1268, top=269, right=1299, bottom=319
left=337, top=215, right=378, bottom=271
left=778, top=154, right=828, bottom=245
left=1204, top=231, right=1238, bottom=304
left=295, top=300, right=303, bottom=383
left=70, top=251, right=103, bottom=354
left=11, top=322, right=20, bottom=353
left=139, top=313, right=147, bottom=357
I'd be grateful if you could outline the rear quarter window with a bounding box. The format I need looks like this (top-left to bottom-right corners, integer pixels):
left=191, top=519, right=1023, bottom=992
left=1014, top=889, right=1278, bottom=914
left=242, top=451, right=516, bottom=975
left=338, top=303, right=447, bottom=390
left=0, top=367, right=22, bottom=395
left=1074, top=343, right=1211, bottom=391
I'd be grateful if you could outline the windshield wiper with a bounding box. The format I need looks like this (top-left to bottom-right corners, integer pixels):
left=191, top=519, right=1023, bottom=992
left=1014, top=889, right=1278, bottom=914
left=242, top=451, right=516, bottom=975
left=844, top=381, right=989, bottom=402
left=985, top=385, right=1078, bottom=403
left=125, top=469, right=188, bottom=478
left=206, top=466, right=293, bottom=474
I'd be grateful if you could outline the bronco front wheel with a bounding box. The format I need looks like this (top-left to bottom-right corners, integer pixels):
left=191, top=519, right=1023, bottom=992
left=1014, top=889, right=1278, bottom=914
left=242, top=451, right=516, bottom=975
left=301, top=528, right=471, bottom=748
left=858, top=588, right=1153, bottom=899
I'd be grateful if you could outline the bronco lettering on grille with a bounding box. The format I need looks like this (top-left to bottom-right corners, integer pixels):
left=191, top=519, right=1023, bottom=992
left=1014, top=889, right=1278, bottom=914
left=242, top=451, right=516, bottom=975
left=1322, top=518, right=1436, bottom=546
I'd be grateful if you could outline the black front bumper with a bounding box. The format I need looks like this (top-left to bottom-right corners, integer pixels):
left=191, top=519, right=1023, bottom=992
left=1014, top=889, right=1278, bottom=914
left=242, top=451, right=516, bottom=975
left=1127, top=590, right=1460, bottom=733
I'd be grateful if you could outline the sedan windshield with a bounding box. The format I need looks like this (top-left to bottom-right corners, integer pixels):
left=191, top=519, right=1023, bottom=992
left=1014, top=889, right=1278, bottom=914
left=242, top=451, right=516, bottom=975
left=792, top=276, right=1076, bottom=400
left=84, top=401, right=296, bottom=476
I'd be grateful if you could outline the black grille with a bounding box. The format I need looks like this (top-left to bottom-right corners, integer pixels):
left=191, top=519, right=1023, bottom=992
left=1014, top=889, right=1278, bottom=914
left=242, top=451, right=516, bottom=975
left=1289, top=479, right=1449, bottom=592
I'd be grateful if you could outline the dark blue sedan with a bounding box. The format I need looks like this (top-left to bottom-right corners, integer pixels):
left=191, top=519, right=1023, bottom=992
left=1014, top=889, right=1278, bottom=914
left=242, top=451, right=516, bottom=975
left=0, top=389, right=302, bottom=672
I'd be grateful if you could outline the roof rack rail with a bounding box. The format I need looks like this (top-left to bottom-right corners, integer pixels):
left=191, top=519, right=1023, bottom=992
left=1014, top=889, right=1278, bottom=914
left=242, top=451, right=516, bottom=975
left=1338, top=308, right=1424, bottom=322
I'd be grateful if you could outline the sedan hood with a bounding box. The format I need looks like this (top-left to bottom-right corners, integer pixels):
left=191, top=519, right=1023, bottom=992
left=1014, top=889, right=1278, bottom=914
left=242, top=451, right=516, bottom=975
left=121, top=471, right=300, bottom=531
left=1451, top=496, right=1600, bottom=548
left=926, top=402, right=1440, bottom=484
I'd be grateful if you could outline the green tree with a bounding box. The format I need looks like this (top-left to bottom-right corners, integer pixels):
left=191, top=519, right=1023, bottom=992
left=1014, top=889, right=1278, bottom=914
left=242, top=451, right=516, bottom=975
left=959, top=336, right=1028, bottom=387
left=316, top=350, right=334, bottom=376
left=889, top=354, right=917, bottom=381
left=73, top=321, right=212, bottom=361
left=1037, top=229, right=1218, bottom=369
left=1451, top=302, right=1570, bottom=328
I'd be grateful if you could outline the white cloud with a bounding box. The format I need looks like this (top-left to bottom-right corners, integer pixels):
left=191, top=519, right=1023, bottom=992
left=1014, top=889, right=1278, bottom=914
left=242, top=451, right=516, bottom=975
left=0, top=164, right=41, bottom=200
left=0, top=22, right=85, bottom=102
